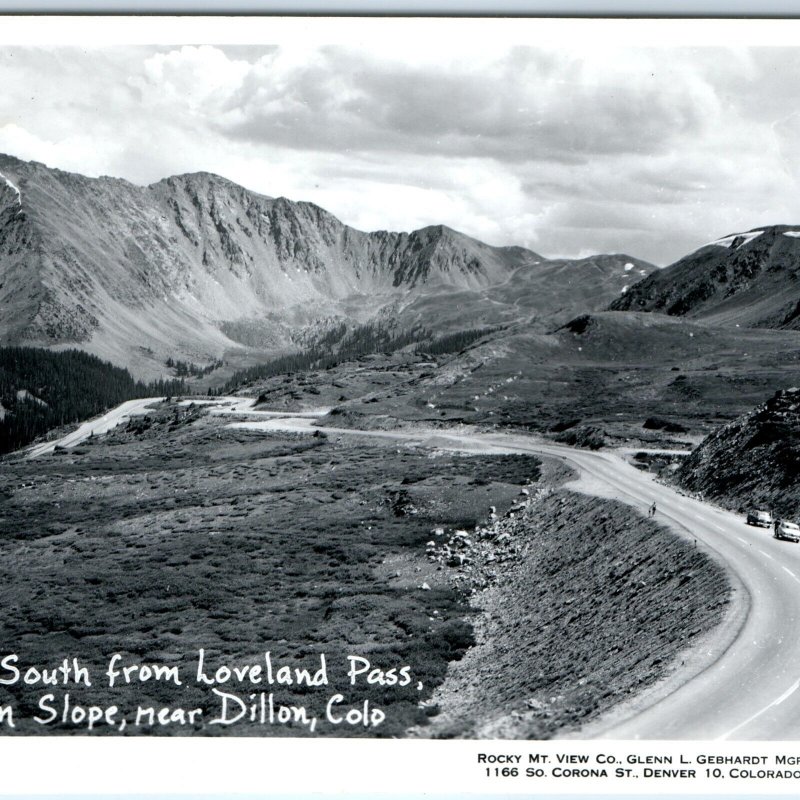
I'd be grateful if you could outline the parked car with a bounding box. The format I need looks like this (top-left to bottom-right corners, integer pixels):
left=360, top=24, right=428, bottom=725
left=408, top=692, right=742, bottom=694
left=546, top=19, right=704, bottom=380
left=747, top=509, right=774, bottom=528
left=774, top=520, right=800, bottom=543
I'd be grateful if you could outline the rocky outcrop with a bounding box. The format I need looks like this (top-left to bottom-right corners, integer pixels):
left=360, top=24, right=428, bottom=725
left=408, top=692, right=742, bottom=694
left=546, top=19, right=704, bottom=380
left=675, top=388, right=800, bottom=517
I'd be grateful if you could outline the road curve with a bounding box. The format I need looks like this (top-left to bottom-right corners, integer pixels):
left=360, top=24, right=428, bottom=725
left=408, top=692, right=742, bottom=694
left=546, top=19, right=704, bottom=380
left=231, top=413, right=800, bottom=740
left=435, top=434, right=800, bottom=740
left=24, top=397, right=800, bottom=739
left=23, top=396, right=330, bottom=460
left=25, top=397, right=166, bottom=459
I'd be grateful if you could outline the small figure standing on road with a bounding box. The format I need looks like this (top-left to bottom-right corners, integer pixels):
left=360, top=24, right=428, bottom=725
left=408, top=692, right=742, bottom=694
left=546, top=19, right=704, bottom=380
left=649, top=502, right=657, bottom=517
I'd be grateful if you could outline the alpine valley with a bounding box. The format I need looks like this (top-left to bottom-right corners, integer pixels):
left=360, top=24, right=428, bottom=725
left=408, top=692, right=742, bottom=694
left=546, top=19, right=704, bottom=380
left=0, top=153, right=653, bottom=380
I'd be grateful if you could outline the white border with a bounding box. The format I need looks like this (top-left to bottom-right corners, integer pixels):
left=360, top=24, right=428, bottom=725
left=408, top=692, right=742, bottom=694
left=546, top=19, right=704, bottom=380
left=3, top=738, right=800, bottom=794
left=0, top=16, right=799, bottom=47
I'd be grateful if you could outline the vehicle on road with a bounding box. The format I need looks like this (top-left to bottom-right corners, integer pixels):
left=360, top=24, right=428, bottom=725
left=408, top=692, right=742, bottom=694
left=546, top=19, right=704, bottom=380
left=747, top=509, right=774, bottom=528
left=774, top=520, right=800, bottom=543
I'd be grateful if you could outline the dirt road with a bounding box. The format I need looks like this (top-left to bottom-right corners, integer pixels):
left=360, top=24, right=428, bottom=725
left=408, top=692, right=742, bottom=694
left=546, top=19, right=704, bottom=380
left=25, top=397, right=165, bottom=459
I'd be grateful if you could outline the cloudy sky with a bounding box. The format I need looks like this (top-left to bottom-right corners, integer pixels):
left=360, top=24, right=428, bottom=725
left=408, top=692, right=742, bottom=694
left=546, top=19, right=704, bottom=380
left=2, top=27, right=800, bottom=264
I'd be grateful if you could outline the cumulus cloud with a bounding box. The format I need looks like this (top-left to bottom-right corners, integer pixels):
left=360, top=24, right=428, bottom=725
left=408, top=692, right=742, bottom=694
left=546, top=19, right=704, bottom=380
left=1, top=42, right=800, bottom=263
left=140, top=45, right=716, bottom=164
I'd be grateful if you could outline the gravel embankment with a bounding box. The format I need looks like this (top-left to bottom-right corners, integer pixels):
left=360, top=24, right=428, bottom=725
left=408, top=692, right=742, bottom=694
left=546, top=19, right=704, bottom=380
left=413, top=489, right=730, bottom=739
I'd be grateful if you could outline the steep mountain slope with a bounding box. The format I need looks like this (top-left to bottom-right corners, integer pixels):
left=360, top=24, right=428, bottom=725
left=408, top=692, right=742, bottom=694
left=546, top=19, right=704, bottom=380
left=675, top=388, right=800, bottom=517
left=611, top=226, right=800, bottom=329
left=0, top=154, right=530, bottom=375
left=0, top=153, right=656, bottom=379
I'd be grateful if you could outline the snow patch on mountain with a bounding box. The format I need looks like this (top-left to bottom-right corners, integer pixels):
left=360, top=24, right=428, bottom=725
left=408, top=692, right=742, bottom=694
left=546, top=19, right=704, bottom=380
left=709, top=230, right=763, bottom=249
left=0, top=170, right=22, bottom=208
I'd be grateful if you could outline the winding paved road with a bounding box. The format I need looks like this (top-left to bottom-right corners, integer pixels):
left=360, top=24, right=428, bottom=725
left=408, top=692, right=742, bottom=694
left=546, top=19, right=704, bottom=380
left=27, top=398, right=800, bottom=739
left=233, top=414, right=800, bottom=740
left=514, top=441, right=796, bottom=741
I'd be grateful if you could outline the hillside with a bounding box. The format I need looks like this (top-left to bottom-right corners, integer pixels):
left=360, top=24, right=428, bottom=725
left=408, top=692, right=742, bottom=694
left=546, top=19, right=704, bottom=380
left=394, top=253, right=654, bottom=333
left=611, top=226, right=800, bottom=329
left=0, top=153, right=655, bottom=379
left=675, top=388, right=800, bottom=517
left=311, top=311, right=800, bottom=440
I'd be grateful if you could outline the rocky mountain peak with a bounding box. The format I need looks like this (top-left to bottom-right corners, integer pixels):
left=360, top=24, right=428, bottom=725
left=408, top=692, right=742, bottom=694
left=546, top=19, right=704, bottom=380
left=0, top=153, right=663, bottom=380
left=0, top=153, right=551, bottom=375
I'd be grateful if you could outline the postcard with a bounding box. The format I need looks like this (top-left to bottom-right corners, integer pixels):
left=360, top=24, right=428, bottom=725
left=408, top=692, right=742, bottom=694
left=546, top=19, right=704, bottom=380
left=1, top=13, right=800, bottom=796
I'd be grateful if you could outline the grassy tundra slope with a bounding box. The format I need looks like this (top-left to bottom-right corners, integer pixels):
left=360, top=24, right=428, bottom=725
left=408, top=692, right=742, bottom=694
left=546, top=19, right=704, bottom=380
left=0, top=402, right=730, bottom=737
left=0, top=402, right=539, bottom=736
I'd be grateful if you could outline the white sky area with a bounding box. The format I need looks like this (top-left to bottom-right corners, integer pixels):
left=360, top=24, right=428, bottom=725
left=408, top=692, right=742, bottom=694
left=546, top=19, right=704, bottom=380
left=2, top=20, right=800, bottom=264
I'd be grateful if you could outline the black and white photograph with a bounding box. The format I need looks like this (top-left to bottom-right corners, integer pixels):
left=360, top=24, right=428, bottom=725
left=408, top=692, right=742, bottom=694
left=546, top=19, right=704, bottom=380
left=1, top=15, right=800, bottom=746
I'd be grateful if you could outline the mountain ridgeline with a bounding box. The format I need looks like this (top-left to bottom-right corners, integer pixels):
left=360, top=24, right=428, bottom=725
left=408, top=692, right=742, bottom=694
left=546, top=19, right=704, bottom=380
left=610, top=226, right=800, bottom=329
left=0, top=153, right=654, bottom=380
left=5, top=152, right=800, bottom=468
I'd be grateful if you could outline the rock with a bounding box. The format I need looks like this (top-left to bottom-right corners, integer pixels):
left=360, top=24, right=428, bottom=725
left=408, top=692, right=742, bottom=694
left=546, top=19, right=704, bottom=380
left=676, top=387, right=800, bottom=517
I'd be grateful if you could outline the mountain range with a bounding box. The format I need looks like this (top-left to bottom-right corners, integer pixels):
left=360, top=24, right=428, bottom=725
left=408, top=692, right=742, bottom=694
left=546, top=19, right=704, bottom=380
left=0, top=153, right=652, bottom=379
left=5, top=150, right=800, bottom=404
